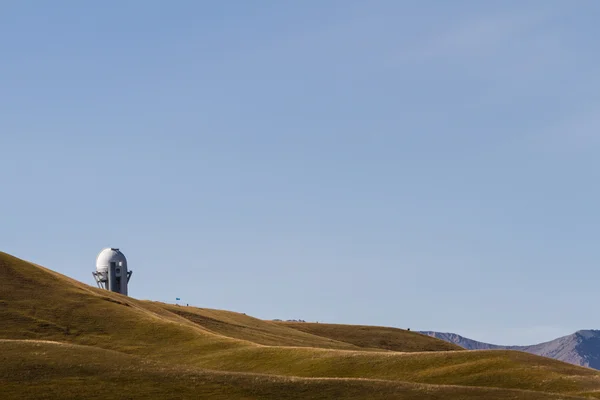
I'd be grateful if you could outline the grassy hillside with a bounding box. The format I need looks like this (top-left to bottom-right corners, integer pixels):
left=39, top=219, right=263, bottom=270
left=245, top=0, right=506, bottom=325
left=164, top=344, right=600, bottom=394
left=0, top=252, right=248, bottom=358
left=3, top=250, right=600, bottom=399
left=0, top=251, right=451, bottom=354
left=158, top=303, right=361, bottom=350
left=0, top=340, right=596, bottom=400
left=279, top=321, right=461, bottom=352
left=159, top=304, right=458, bottom=352
left=0, top=340, right=593, bottom=400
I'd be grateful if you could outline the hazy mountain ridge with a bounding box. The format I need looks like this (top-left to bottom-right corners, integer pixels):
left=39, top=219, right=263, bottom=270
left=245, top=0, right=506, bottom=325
left=420, top=330, right=600, bottom=369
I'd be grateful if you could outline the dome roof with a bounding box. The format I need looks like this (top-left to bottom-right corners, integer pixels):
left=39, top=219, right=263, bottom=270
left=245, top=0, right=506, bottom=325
left=96, top=248, right=127, bottom=272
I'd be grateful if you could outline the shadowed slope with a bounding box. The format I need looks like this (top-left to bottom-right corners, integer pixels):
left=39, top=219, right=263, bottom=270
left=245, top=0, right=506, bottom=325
left=280, top=322, right=461, bottom=352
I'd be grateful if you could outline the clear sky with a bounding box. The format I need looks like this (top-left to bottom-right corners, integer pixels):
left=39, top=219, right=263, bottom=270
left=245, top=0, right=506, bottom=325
left=2, top=1, right=599, bottom=346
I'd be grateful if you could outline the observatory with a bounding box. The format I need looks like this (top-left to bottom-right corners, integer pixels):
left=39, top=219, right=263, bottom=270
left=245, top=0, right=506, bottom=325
left=92, top=248, right=132, bottom=296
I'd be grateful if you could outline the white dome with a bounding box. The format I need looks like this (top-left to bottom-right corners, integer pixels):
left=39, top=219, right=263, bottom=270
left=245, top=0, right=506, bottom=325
left=96, top=248, right=127, bottom=273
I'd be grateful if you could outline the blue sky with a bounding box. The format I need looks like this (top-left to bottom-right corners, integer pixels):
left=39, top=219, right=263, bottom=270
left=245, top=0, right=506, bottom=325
left=2, top=1, right=600, bottom=345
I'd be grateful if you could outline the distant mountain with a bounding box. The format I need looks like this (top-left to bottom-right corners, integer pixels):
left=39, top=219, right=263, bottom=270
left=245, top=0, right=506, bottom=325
left=420, top=330, right=600, bottom=369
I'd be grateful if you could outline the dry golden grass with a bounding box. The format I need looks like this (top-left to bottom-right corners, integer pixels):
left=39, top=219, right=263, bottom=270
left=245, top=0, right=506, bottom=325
left=278, top=321, right=461, bottom=352
left=1, top=340, right=594, bottom=400
left=3, top=250, right=600, bottom=399
left=157, top=303, right=361, bottom=350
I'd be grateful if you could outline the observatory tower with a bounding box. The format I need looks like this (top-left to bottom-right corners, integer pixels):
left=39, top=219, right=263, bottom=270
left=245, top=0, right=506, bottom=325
left=92, top=248, right=132, bottom=296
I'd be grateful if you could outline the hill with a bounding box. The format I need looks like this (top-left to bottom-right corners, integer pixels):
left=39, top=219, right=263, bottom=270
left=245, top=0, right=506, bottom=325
left=4, top=250, right=600, bottom=399
left=278, top=321, right=461, bottom=352
left=4, top=340, right=593, bottom=400
left=420, top=332, right=507, bottom=351
left=422, top=331, right=600, bottom=370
